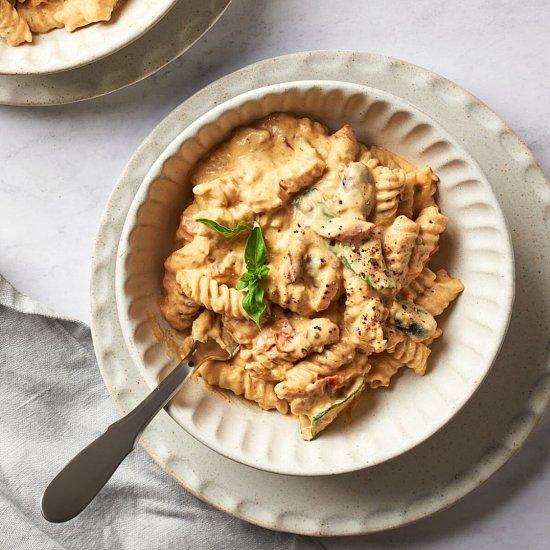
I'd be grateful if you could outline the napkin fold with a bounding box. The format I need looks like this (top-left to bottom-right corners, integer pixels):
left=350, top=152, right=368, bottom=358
left=0, top=275, right=323, bottom=550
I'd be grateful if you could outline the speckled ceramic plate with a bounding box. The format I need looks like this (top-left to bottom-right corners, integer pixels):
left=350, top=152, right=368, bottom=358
left=0, top=0, right=176, bottom=75
left=0, top=0, right=231, bottom=105
left=114, top=80, right=513, bottom=476
left=90, top=51, right=550, bottom=535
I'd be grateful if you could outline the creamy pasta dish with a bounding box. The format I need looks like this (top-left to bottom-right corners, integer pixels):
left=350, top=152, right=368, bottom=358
left=0, top=0, right=122, bottom=46
left=161, top=113, right=463, bottom=440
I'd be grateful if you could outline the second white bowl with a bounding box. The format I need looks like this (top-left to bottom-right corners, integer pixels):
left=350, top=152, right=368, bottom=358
left=1, top=0, right=177, bottom=75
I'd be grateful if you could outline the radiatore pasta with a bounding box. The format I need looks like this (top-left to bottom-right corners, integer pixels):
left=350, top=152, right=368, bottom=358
left=161, top=113, right=464, bottom=440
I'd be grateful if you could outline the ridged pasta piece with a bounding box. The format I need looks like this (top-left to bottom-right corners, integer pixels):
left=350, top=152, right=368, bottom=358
left=306, top=124, right=360, bottom=196
left=274, top=339, right=356, bottom=400
left=391, top=338, right=431, bottom=375
left=342, top=270, right=387, bottom=354
left=198, top=355, right=288, bottom=414
left=236, top=317, right=337, bottom=381
left=160, top=238, right=213, bottom=330
left=399, top=266, right=437, bottom=302
left=371, top=166, right=406, bottom=226
left=289, top=338, right=356, bottom=377
left=384, top=325, right=406, bottom=353
left=192, top=183, right=260, bottom=226
left=292, top=358, right=369, bottom=409
left=221, top=315, right=259, bottom=345
left=415, top=268, right=464, bottom=316
left=177, top=270, right=247, bottom=319
left=268, top=143, right=325, bottom=198
left=254, top=317, right=340, bottom=363
left=222, top=315, right=259, bottom=346
left=365, top=353, right=404, bottom=388
left=369, top=146, right=418, bottom=172
left=191, top=113, right=327, bottom=213
left=406, top=206, right=448, bottom=282
left=17, top=0, right=63, bottom=32
left=368, top=147, right=439, bottom=219
left=367, top=339, right=431, bottom=386
left=191, top=309, right=218, bottom=342
left=368, top=146, right=399, bottom=170
left=357, top=147, right=380, bottom=173
left=396, top=172, right=416, bottom=219
left=166, top=235, right=244, bottom=288
left=0, top=0, right=31, bottom=45
left=423, top=327, right=442, bottom=346
left=324, top=125, right=360, bottom=167
left=308, top=217, right=375, bottom=241
left=190, top=310, right=235, bottom=355
left=261, top=114, right=330, bottom=194
left=192, top=176, right=240, bottom=209
left=413, top=166, right=439, bottom=216
left=239, top=352, right=293, bottom=382
left=265, top=226, right=342, bottom=316
left=288, top=360, right=368, bottom=438
left=160, top=272, right=201, bottom=331
left=165, top=236, right=211, bottom=271
left=54, top=0, right=119, bottom=32
left=382, top=215, right=419, bottom=285
left=415, top=165, right=438, bottom=185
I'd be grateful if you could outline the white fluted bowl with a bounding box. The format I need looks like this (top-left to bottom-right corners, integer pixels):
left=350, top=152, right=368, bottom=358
left=0, top=0, right=176, bottom=75
left=115, top=81, right=514, bottom=476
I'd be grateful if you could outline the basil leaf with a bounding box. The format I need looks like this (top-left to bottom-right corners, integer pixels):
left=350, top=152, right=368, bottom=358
left=236, top=281, right=246, bottom=291
left=244, top=226, right=268, bottom=270
left=242, top=281, right=266, bottom=329
left=236, top=276, right=250, bottom=291
left=238, top=271, right=257, bottom=286
left=256, top=264, right=270, bottom=279
left=234, top=224, right=270, bottom=327
left=196, top=219, right=252, bottom=238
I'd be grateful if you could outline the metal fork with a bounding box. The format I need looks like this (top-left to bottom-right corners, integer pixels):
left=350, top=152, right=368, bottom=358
left=40, top=338, right=238, bottom=523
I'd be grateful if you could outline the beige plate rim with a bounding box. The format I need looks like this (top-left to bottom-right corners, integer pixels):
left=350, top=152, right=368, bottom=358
left=90, top=50, right=550, bottom=536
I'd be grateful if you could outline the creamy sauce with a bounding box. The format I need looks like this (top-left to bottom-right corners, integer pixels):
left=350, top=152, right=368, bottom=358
left=160, top=113, right=463, bottom=440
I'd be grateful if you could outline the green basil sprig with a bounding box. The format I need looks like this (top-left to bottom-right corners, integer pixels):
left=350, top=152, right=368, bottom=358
left=236, top=226, right=270, bottom=327
left=195, top=219, right=252, bottom=238
left=194, top=219, right=270, bottom=327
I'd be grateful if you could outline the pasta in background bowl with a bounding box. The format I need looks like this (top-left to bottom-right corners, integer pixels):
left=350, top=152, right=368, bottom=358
left=116, top=81, right=514, bottom=475
left=0, top=0, right=176, bottom=74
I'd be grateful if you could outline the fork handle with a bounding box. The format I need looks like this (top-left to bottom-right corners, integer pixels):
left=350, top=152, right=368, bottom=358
left=40, top=350, right=195, bottom=523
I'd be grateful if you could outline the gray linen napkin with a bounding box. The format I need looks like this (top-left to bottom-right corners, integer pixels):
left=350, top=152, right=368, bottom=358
left=0, top=275, right=323, bottom=550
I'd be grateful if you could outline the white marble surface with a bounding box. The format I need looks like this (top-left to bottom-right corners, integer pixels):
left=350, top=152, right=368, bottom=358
left=1, top=0, right=549, bottom=547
